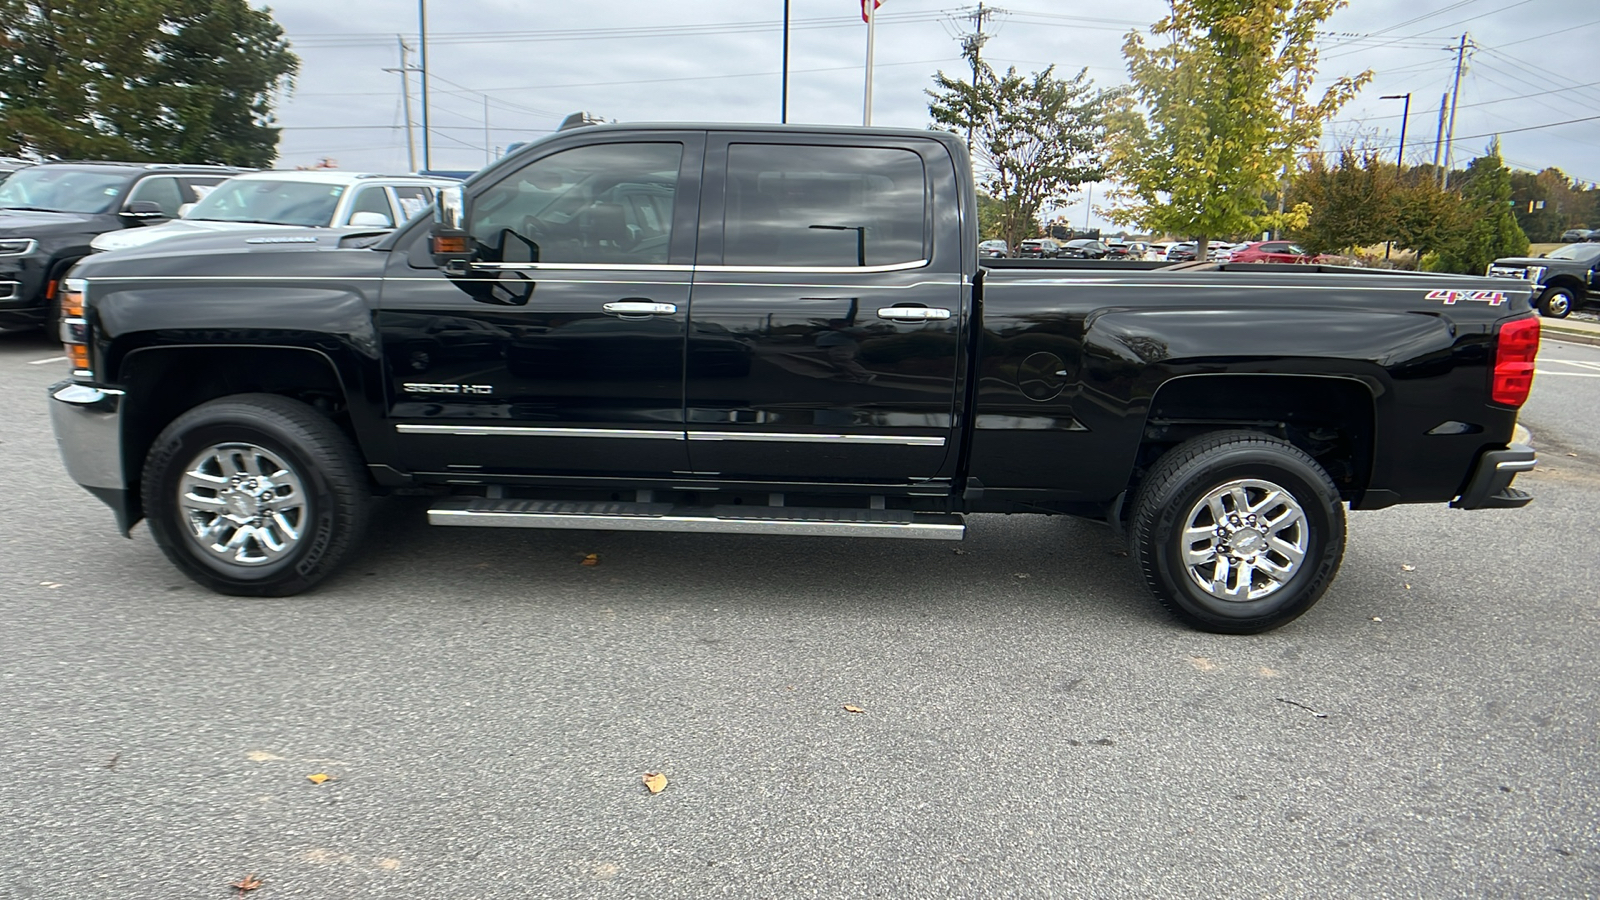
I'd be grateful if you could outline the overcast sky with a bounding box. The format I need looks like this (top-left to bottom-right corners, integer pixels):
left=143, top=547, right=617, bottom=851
left=266, top=0, right=1600, bottom=230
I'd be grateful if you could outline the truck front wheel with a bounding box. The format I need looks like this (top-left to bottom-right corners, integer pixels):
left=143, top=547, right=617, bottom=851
left=141, top=394, right=370, bottom=596
left=1129, top=430, right=1346, bottom=634
left=1536, top=286, right=1574, bottom=318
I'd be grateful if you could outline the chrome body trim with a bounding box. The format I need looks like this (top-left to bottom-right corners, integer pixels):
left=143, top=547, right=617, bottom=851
left=876, top=306, right=951, bottom=320
left=696, top=260, right=930, bottom=274
left=396, top=424, right=684, bottom=439
left=0, top=239, right=38, bottom=257
left=428, top=499, right=965, bottom=540
left=686, top=431, right=946, bottom=446
left=47, top=382, right=126, bottom=491
left=603, top=301, right=678, bottom=316
left=0, top=281, right=18, bottom=301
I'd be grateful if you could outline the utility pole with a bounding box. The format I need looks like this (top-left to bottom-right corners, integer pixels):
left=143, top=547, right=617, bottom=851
left=1380, top=93, right=1410, bottom=261
left=957, top=3, right=997, bottom=152
left=1442, top=34, right=1469, bottom=190
left=418, top=0, right=431, bottom=172
left=382, top=36, right=420, bottom=172
left=1432, top=92, right=1448, bottom=186
left=781, top=0, right=790, bottom=123
left=483, top=96, right=491, bottom=166
left=863, top=1, right=876, bottom=125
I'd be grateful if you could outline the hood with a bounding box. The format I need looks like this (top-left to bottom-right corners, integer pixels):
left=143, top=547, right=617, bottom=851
left=0, top=208, right=102, bottom=236
left=76, top=225, right=391, bottom=273
left=91, top=218, right=305, bottom=253
left=1493, top=255, right=1592, bottom=269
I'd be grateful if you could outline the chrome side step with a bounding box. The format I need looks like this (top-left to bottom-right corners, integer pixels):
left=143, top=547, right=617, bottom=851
left=427, top=498, right=966, bottom=540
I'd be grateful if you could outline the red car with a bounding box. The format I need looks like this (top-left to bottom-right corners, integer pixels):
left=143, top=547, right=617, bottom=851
left=1229, top=241, right=1330, bottom=264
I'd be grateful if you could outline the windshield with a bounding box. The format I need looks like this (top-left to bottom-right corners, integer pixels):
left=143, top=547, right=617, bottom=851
left=184, top=180, right=346, bottom=226
left=1545, top=243, right=1600, bottom=262
left=0, top=167, right=132, bottom=214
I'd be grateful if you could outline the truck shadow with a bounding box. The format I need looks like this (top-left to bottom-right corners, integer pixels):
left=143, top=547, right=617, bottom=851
left=334, top=495, right=1170, bottom=628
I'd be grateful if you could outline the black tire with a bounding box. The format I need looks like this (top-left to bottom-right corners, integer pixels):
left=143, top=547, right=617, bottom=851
left=1536, top=286, right=1575, bottom=319
left=1129, top=430, right=1346, bottom=634
left=141, top=393, right=370, bottom=596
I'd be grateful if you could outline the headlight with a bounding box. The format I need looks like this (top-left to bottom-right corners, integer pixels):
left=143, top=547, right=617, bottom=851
left=0, top=238, right=38, bottom=256
left=1526, top=266, right=1546, bottom=283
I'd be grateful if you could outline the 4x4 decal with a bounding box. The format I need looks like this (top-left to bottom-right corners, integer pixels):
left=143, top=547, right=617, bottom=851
left=1426, top=289, right=1508, bottom=306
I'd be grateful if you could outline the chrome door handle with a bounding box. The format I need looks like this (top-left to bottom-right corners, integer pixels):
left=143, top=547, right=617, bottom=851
left=603, top=301, right=678, bottom=317
left=876, top=306, right=951, bottom=321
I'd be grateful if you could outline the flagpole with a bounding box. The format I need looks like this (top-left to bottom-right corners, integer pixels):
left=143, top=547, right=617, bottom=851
left=863, top=2, right=876, bottom=125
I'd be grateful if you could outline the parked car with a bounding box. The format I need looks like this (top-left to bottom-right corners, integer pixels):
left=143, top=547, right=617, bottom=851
left=0, top=160, right=243, bottom=330
left=91, top=170, right=460, bottom=254
left=1147, top=242, right=1170, bottom=260
left=1487, top=241, right=1600, bottom=318
left=0, top=157, right=29, bottom=184
left=1059, top=238, right=1111, bottom=259
left=978, top=239, right=1009, bottom=259
left=1104, top=241, right=1130, bottom=259
left=1559, top=228, right=1593, bottom=243
left=1165, top=242, right=1198, bottom=262
left=1015, top=238, right=1060, bottom=258
left=1229, top=241, right=1332, bottom=265
left=1207, top=242, right=1235, bottom=262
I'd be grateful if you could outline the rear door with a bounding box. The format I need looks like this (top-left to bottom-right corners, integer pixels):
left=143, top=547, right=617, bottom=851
left=683, top=133, right=965, bottom=485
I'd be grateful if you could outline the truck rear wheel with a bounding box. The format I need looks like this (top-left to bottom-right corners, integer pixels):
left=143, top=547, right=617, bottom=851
left=142, top=394, right=370, bottom=596
left=1129, top=430, right=1345, bottom=634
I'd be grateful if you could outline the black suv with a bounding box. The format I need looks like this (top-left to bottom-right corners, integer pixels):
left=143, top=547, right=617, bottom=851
left=1488, top=242, right=1600, bottom=318
left=0, top=161, right=243, bottom=329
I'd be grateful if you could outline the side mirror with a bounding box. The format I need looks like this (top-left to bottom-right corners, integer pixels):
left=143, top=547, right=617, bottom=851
left=430, top=184, right=470, bottom=269
left=349, top=211, right=393, bottom=228
left=121, top=200, right=167, bottom=221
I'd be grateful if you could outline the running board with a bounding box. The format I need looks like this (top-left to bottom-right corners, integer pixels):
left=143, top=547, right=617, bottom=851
left=427, top=498, right=966, bottom=540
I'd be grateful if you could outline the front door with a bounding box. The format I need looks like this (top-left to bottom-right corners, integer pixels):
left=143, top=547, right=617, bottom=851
left=684, top=135, right=965, bottom=485
left=380, top=134, right=704, bottom=481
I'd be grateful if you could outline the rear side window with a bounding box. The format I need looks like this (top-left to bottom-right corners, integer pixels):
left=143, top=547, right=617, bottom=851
left=723, top=144, right=926, bottom=267
left=347, top=186, right=394, bottom=225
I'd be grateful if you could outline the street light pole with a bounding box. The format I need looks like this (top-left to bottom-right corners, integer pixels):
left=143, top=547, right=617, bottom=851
left=1380, top=93, right=1411, bottom=261
left=418, top=0, right=431, bottom=172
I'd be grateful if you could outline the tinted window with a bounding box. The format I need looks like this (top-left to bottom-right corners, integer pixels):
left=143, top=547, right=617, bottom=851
left=179, top=177, right=228, bottom=204
left=724, top=143, right=925, bottom=267
left=470, top=142, right=681, bottom=266
left=391, top=185, right=435, bottom=221
left=127, top=176, right=184, bottom=216
left=0, top=167, right=132, bottom=214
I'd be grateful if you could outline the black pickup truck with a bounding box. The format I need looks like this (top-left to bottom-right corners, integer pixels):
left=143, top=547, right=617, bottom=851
left=1488, top=241, right=1600, bottom=318
left=47, top=124, right=1540, bottom=633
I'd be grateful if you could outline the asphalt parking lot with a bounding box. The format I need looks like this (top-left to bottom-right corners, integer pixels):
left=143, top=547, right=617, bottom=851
left=1, top=326, right=1596, bottom=899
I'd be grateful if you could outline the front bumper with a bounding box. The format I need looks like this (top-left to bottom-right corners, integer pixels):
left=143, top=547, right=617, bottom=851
left=48, top=380, right=137, bottom=533
left=1451, top=442, right=1536, bottom=509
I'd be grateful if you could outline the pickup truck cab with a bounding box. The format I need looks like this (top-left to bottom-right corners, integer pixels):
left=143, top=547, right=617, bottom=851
left=48, top=124, right=1539, bottom=633
left=1488, top=242, right=1600, bottom=318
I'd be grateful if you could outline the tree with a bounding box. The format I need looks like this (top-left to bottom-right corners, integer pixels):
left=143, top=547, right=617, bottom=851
left=0, top=0, right=298, bottom=167
left=1105, top=0, right=1371, bottom=259
left=928, top=63, right=1113, bottom=252
left=1425, top=141, right=1530, bottom=275
left=1288, top=149, right=1396, bottom=255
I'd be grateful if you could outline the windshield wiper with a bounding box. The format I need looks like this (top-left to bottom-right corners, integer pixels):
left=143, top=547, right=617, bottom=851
left=0, top=206, right=65, bottom=213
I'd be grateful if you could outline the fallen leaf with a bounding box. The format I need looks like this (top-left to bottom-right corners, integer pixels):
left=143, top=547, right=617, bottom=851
left=104, top=752, right=120, bottom=770
left=1372, top=616, right=1383, bottom=622
left=1404, top=583, right=1411, bottom=590
left=1256, top=666, right=1279, bottom=678
left=642, top=772, right=668, bottom=794
left=1567, top=452, right=1578, bottom=457
left=842, top=704, right=865, bottom=713
left=230, top=874, right=265, bottom=894
left=1013, top=573, right=1029, bottom=579
left=1188, top=656, right=1217, bottom=672
left=1401, top=564, right=1416, bottom=572
left=581, top=553, right=600, bottom=566
left=951, top=547, right=967, bottom=555
left=306, top=773, right=331, bottom=785
left=376, top=858, right=401, bottom=870
left=246, top=751, right=284, bottom=762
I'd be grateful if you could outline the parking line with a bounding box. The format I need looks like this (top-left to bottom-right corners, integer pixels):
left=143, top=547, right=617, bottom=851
left=27, top=356, right=67, bottom=366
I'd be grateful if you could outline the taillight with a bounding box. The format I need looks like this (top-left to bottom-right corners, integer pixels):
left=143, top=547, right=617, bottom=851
left=57, top=277, right=93, bottom=378
left=1491, top=315, right=1540, bottom=406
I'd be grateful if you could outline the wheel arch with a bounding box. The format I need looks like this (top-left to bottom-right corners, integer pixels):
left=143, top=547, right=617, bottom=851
left=1136, top=373, right=1377, bottom=504
left=116, top=344, right=364, bottom=527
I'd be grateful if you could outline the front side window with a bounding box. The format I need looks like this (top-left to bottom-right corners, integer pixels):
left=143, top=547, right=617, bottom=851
left=185, top=180, right=347, bottom=227
left=127, top=177, right=184, bottom=216
left=391, top=185, right=435, bottom=221
left=469, top=142, right=682, bottom=266
left=346, top=186, right=394, bottom=225
left=0, top=167, right=132, bottom=214
left=723, top=143, right=926, bottom=267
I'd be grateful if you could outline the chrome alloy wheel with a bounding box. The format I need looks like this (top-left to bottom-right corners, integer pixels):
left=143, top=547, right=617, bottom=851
left=1181, top=478, right=1308, bottom=602
left=177, top=442, right=308, bottom=566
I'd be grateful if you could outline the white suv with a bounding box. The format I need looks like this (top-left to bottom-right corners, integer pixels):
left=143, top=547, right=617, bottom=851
left=91, top=170, right=459, bottom=253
